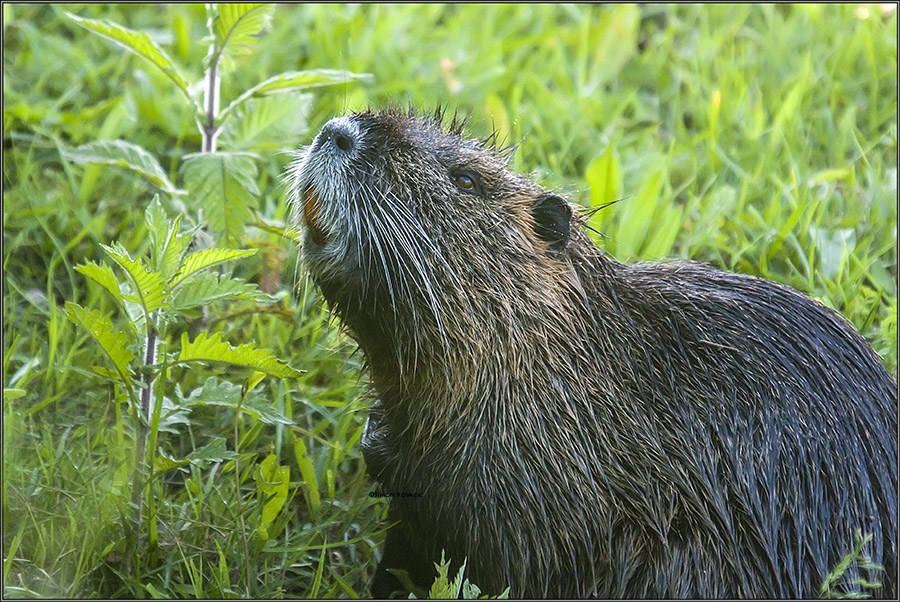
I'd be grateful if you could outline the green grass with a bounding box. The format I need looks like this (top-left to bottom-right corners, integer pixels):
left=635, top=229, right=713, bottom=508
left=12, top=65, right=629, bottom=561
left=3, top=4, right=897, bottom=598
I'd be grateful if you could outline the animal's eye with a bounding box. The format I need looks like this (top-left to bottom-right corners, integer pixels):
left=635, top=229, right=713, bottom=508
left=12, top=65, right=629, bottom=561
left=453, top=171, right=476, bottom=191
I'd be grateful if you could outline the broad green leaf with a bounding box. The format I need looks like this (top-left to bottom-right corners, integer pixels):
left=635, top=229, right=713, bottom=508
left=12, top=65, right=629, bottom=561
left=810, top=225, right=855, bottom=280
left=75, top=261, right=123, bottom=301
left=169, top=247, right=258, bottom=289
left=587, top=146, right=622, bottom=208
left=180, top=152, right=260, bottom=247
left=158, top=395, right=192, bottom=434
left=156, top=436, right=238, bottom=472
left=219, top=93, right=312, bottom=151
left=294, top=437, right=321, bottom=513
left=145, top=196, right=168, bottom=261
left=587, top=4, right=640, bottom=87
left=159, top=226, right=190, bottom=281
left=483, top=93, right=510, bottom=146
left=65, top=13, right=194, bottom=108
left=101, top=243, right=169, bottom=314
left=3, top=389, right=26, bottom=401
left=180, top=376, right=295, bottom=425
left=186, top=436, right=239, bottom=465
left=218, top=69, right=372, bottom=122
left=170, top=272, right=275, bottom=312
left=210, top=4, right=275, bottom=67
left=243, top=370, right=267, bottom=396
left=176, top=332, right=301, bottom=378
left=586, top=146, right=622, bottom=244
left=145, top=196, right=191, bottom=279
left=253, top=454, right=289, bottom=539
left=61, top=140, right=179, bottom=195
left=616, top=168, right=664, bottom=260
left=642, top=203, right=684, bottom=260
left=143, top=583, right=169, bottom=600
left=155, top=452, right=190, bottom=473
left=64, top=302, right=134, bottom=384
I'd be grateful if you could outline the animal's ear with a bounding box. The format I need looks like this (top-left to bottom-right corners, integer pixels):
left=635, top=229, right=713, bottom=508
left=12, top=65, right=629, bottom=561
left=531, top=193, right=572, bottom=252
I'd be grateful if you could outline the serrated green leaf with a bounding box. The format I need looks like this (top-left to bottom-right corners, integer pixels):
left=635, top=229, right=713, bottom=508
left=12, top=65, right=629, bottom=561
left=75, top=261, right=123, bottom=301
left=61, top=140, right=179, bottom=195
left=156, top=436, right=238, bottom=473
left=145, top=196, right=191, bottom=279
left=218, top=69, right=372, bottom=122
left=155, top=452, right=190, bottom=473
left=254, top=454, right=289, bottom=539
left=158, top=395, right=192, bottom=434
left=187, top=436, right=239, bottom=465
left=64, top=302, right=134, bottom=384
left=179, top=376, right=294, bottom=425
left=160, top=221, right=191, bottom=281
left=145, top=196, right=168, bottom=259
left=170, top=272, right=274, bottom=312
left=243, top=370, right=267, bottom=396
left=65, top=13, right=194, bottom=109
left=180, top=152, right=260, bottom=247
left=211, top=4, right=274, bottom=66
left=219, top=93, right=312, bottom=151
left=101, top=243, right=169, bottom=315
left=428, top=552, right=453, bottom=599
left=177, top=332, right=300, bottom=378
left=169, top=247, right=258, bottom=289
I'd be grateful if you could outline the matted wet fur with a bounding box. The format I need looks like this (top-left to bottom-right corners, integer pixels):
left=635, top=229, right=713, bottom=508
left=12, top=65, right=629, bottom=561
left=287, top=108, right=898, bottom=598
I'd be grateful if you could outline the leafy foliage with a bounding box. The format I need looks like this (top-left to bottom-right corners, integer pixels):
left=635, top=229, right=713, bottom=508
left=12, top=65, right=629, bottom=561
left=218, top=69, right=372, bottom=122
left=820, top=530, right=884, bottom=599
left=180, top=151, right=260, bottom=246
left=405, top=552, right=510, bottom=600
left=3, top=3, right=896, bottom=600
left=57, top=198, right=299, bottom=595
left=176, top=331, right=300, bottom=378
left=61, top=139, right=180, bottom=195
left=63, top=302, right=136, bottom=384
left=65, top=11, right=195, bottom=108
left=210, top=4, right=276, bottom=67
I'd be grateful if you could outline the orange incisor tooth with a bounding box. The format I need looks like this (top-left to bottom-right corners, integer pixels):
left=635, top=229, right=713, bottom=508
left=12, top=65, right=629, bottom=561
left=304, top=187, right=326, bottom=245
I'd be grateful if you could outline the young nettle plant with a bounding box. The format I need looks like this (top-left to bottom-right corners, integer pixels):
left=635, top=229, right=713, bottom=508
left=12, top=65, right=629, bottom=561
left=403, top=552, right=509, bottom=600
left=65, top=197, right=300, bottom=566
left=64, top=4, right=369, bottom=245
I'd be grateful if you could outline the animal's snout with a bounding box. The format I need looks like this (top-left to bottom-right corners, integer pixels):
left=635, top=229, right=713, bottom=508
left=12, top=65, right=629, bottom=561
left=316, top=117, right=361, bottom=155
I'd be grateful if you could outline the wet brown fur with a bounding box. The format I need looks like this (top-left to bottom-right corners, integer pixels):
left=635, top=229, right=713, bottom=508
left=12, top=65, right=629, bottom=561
left=289, top=108, right=898, bottom=598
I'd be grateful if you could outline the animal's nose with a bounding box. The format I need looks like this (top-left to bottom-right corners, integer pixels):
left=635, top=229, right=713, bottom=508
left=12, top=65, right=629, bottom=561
left=317, top=117, right=360, bottom=154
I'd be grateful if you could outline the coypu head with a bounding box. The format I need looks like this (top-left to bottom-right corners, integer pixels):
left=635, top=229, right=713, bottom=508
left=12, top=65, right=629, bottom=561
left=287, top=108, right=581, bottom=383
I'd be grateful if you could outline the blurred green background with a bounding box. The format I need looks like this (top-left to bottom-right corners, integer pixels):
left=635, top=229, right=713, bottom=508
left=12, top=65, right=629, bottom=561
left=3, top=3, right=896, bottom=598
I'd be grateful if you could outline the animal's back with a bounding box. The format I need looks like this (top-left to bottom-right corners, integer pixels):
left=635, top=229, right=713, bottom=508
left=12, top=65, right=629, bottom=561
left=578, top=255, right=898, bottom=597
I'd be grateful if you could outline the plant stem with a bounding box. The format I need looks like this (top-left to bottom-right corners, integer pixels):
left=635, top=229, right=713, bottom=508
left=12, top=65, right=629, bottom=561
left=234, top=393, right=252, bottom=595
left=141, top=315, right=158, bottom=420
left=202, top=48, right=221, bottom=152
left=132, top=313, right=158, bottom=534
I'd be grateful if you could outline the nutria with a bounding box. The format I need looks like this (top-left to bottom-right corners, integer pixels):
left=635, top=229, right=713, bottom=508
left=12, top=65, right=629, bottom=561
left=287, top=108, right=898, bottom=598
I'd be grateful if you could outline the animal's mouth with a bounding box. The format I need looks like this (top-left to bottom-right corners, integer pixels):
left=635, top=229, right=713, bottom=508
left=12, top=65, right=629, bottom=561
left=303, top=185, right=327, bottom=246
